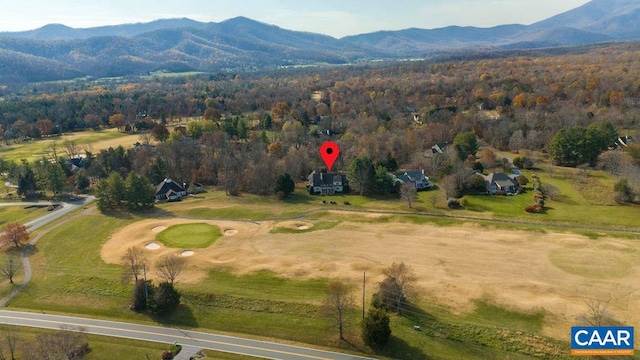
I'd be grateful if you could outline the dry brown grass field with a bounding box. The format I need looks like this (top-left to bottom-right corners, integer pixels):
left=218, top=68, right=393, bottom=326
left=101, top=213, right=640, bottom=342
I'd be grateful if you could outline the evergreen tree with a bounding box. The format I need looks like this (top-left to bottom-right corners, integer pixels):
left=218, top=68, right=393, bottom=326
left=95, top=172, right=126, bottom=212
left=373, top=166, right=396, bottom=194
left=76, top=172, right=90, bottom=192
left=274, top=172, right=295, bottom=198
left=150, top=282, right=181, bottom=316
left=453, top=131, right=479, bottom=160
left=348, top=156, right=375, bottom=196
left=148, top=156, right=167, bottom=185
left=362, top=308, right=391, bottom=347
left=125, top=172, right=156, bottom=210
left=17, top=163, right=38, bottom=198
left=45, top=162, right=66, bottom=194
left=132, top=280, right=153, bottom=312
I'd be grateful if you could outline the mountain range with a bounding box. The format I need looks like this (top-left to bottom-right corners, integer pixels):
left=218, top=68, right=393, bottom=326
left=0, top=0, right=638, bottom=84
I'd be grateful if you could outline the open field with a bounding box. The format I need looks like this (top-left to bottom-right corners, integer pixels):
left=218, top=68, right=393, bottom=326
left=0, top=128, right=141, bottom=163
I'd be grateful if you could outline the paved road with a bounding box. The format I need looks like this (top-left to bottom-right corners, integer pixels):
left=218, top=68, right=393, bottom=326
left=0, top=310, right=374, bottom=360
left=0, top=198, right=93, bottom=232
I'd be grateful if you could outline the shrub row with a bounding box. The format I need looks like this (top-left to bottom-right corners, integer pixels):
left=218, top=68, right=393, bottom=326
left=525, top=174, right=544, bottom=213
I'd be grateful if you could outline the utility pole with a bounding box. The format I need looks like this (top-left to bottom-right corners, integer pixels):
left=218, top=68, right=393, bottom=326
left=362, top=272, right=366, bottom=320
left=143, top=264, right=148, bottom=307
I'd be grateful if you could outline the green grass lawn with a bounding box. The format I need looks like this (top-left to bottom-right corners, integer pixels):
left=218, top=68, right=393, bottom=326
left=0, top=205, right=50, bottom=232
left=156, top=223, right=222, bottom=248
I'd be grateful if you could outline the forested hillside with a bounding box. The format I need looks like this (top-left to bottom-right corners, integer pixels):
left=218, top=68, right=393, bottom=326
left=2, top=41, right=640, bottom=200
left=1, top=0, right=640, bottom=84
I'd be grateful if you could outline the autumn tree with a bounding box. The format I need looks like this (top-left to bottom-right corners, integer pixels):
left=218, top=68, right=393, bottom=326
left=324, top=279, right=355, bottom=340
left=155, top=254, right=186, bottom=285
left=109, top=114, right=126, bottom=132
left=0, top=223, right=29, bottom=249
left=35, top=119, right=54, bottom=137
left=271, top=101, right=290, bottom=122
left=151, top=123, right=169, bottom=142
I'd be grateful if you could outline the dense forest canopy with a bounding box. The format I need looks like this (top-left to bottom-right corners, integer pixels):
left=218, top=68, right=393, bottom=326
left=2, top=42, right=640, bottom=199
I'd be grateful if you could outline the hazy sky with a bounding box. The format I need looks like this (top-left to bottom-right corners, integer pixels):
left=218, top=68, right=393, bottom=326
left=2, top=0, right=591, bottom=38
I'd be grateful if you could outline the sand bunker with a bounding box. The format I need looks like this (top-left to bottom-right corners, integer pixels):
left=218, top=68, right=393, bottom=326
left=145, top=242, right=160, bottom=250
left=224, top=229, right=238, bottom=236
left=151, top=226, right=166, bottom=233
left=181, top=250, right=195, bottom=257
left=297, top=225, right=310, bottom=230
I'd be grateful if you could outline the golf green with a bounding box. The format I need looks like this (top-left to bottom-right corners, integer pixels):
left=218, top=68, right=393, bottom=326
left=156, top=223, right=222, bottom=248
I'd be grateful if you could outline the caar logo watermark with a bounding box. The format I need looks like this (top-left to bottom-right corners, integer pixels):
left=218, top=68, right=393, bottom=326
left=571, top=327, right=634, bottom=356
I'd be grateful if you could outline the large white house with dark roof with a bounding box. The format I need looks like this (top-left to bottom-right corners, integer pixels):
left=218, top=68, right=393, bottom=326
left=307, top=171, right=349, bottom=195
left=155, top=178, right=187, bottom=201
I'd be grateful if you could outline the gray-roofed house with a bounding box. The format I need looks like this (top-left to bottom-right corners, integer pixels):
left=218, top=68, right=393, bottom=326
left=431, top=142, right=450, bottom=154
left=307, top=171, right=348, bottom=195
left=393, top=170, right=433, bottom=190
left=155, top=178, right=187, bottom=201
left=483, top=173, right=519, bottom=195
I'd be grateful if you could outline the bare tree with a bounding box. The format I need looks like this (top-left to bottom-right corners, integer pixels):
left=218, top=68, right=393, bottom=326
left=121, top=247, right=145, bottom=282
left=63, top=140, right=81, bottom=159
left=399, top=183, right=417, bottom=209
left=44, top=141, right=59, bottom=163
left=598, top=150, right=633, bottom=176
left=382, top=262, right=417, bottom=314
left=155, top=254, right=186, bottom=285
left=1, top=325, right=19, bottom=360
left=139, top=133, right=153, bottom=146
left=324, top=279, right=355, bottom=340
left=428, top=193, right=441, bottom=208
left=0, top=257, right=19, bottom=285
left=440, top=175, right=459, bottom=199
left=577, top=298, right=615, bottom=326
left=23, top=327, right=87, bottom=360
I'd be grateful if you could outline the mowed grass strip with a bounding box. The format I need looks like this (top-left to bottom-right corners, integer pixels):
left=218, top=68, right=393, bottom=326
left=156, top=223, right=222, bottom=248
left=0, top=205, right=49, bottom=231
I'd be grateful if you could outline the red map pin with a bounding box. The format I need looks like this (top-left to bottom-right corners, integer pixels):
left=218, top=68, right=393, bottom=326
left=320, top=141, right=340, bottom=172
